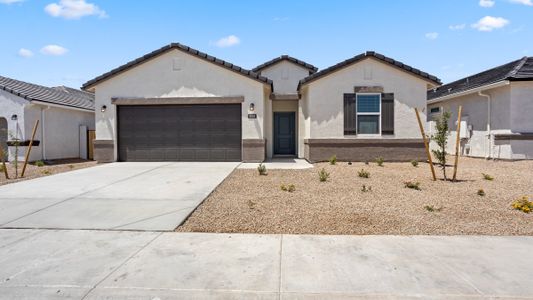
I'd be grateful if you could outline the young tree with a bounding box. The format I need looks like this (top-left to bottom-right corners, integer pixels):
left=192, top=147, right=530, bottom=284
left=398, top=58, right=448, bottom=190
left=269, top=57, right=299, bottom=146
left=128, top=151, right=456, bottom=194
left=431, top=111, right=451, bottom=180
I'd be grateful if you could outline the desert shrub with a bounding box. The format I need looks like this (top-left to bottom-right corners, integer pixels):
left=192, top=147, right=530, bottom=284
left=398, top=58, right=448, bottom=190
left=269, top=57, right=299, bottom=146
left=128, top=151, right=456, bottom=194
left=257, top=163, right=267, bottom=176
left=375, top=157, right=384, bottom=167
left=431, top=111, right=451, bottom=180
left=511, top=196, right=533, bottom=213
left=68, top=165, right=74, bottom=169
left=482, top=173, right=494, bottom=181
left=329, top=155, right=337, bottom=165
left=42, top=170, right=51, bottom=175
left=477, top=189, right=486, bottom=196
left=358, top=169, right=370, bottom=178
left=424, top=205, right=442, bottom=212
left=364, top=161, right=369, bottom=165
left=318, top=168, right=330, bottom=182
left=247, top=199, right=256, bottom=209
left=35, top=160, right=45, bottom=167
left=361, top=185, right=372, bottom=192
left=280, top=184, right=296, bottom=193
left=411, top=160, right=419, bottom=167
left=404, top=181, right=421, bottom=190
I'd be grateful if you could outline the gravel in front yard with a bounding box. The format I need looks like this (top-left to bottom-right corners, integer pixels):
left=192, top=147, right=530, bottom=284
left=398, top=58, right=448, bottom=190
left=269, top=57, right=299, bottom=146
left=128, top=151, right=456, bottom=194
left=177, top=157, right=533, bottom=235
left=0, top=159, right=97, bottom=186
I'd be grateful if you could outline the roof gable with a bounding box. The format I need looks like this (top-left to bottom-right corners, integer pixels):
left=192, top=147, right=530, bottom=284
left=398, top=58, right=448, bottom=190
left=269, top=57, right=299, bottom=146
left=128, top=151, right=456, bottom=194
left=298, top=51, right=441, bottom=89
left=0, top=75, right=94, bottom=111
left=252, top=55, right=318, bottom=74
left=82, top=43, right=273, bottom=90
left=427, top=57, right=533, bottom=101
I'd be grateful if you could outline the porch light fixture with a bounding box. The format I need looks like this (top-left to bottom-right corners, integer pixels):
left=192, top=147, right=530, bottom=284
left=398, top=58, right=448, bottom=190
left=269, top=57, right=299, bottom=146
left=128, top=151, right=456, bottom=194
left=11, top=114, right=17, bottom=121
left=101, top=105, right=107, bottom=113
left=249, top=103, right=255, bottom=112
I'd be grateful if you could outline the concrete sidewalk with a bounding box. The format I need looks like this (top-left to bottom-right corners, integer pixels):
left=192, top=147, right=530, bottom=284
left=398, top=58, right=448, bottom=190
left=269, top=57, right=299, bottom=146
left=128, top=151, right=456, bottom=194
left=1, top=229, right=532, bottom=299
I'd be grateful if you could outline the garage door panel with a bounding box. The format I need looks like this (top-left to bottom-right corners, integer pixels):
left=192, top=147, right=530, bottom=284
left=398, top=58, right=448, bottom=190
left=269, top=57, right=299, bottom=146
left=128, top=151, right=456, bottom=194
left=118, top=104, right=241, bottom=162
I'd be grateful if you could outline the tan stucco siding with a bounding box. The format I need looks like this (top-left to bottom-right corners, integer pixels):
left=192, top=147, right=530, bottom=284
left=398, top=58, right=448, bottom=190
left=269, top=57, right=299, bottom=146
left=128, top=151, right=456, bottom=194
left=92, top=49, right=268, bottom=160
left=304, top=58, right=429, bottom=139
left=259, top=61, right=310, bottom=94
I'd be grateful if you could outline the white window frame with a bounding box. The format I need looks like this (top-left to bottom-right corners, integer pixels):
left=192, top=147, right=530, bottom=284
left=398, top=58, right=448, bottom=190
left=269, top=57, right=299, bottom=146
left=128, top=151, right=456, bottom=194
left=356, top=93, right=381, bottom=137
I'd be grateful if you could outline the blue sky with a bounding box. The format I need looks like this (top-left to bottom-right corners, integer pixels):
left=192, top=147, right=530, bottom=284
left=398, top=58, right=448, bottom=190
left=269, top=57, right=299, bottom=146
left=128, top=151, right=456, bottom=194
left=1, top=0, right=532, bottom=88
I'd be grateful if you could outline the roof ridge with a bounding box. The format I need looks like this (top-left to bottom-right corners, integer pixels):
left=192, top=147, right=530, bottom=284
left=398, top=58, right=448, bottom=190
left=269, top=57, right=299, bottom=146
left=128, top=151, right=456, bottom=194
left=252, top=55, right=318, bottom=73
left=506, top=56, right=529, bottom=78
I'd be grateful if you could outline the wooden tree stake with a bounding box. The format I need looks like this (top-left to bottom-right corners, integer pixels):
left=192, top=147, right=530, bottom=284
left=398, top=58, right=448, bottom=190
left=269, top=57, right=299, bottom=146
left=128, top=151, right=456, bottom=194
left=0, top=145, right=8, bottom=179
left=21, top=120, right=39, bottom=178
left=415, top=108, right=437, bottom=181
left=452, top=106, right=463, bottom=181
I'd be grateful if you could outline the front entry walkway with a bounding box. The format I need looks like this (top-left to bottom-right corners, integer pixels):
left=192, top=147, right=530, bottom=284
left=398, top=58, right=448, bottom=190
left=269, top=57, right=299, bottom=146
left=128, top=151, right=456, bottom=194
left=0, top=162, right=238, bottom=231
left=238, top=158, right=313, bottom=170
left=0, top=230, right=531, bottom=299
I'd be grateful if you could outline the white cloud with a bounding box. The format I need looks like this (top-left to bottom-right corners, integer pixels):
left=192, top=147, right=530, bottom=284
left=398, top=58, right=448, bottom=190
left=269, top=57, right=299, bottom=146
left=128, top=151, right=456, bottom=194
left=425, top=32, right=439, bottom=40
left=472, top=16, right=510, bottom=31
left=214, top=35, right=240, bottom=48
left=45, top=0, right=107, bottom=19
left=449, top=24, right=466, bottom=30
left=18, top=48, right=34, bottom=58
left=479, top=0, right=496, bottom=7
left=40, top=45, right=68, bottom=56
left=0, top=0, right=24, bottom=4
left=509, top=0, right=533, bottom=5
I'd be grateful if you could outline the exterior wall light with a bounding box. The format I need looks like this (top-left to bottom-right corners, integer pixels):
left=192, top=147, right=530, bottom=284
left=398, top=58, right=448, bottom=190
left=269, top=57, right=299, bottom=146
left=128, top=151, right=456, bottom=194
left=11, top=114, right=18, bottom=121
left=101, top=105, right=107, bottom=113
left=249, top=103, right=255, bottom=112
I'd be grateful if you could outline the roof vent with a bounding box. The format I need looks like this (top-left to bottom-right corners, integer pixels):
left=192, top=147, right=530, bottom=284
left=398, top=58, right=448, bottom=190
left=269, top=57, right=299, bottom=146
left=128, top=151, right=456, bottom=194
left=448, top=88, right=452, bottom=93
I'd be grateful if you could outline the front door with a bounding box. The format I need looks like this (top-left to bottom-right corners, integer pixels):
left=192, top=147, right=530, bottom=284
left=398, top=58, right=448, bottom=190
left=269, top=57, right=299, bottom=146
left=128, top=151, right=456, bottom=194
left=274, top=112, right=296, bottom=155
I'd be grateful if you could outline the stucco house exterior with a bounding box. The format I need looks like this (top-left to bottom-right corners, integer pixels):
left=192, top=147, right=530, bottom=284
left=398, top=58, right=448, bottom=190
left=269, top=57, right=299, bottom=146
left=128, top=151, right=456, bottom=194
left=427, top=57, right=533, bottom=160
left=0, top=75, right=95, bottom=162
left=82, top=42, right=441, bottom=163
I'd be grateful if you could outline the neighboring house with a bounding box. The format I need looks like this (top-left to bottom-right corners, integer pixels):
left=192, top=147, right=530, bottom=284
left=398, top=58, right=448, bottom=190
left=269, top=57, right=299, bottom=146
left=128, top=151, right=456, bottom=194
left=427, top=57, right=533, bottom=160
left=0, top=75, right=95, bottom=162
left=82, top=42, right=440, bottom=163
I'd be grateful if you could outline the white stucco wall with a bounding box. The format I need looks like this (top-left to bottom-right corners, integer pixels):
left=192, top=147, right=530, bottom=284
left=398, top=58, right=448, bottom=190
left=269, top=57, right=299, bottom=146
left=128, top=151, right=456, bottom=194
left=0, top=90, right=94, bottom=161
left=258, top=60, right=310, bottom=94
left=91, top=49, right=269, bottom=161
left=428, top=83, right=533, bottom=159
left=302, top=58, right=432, bottom=140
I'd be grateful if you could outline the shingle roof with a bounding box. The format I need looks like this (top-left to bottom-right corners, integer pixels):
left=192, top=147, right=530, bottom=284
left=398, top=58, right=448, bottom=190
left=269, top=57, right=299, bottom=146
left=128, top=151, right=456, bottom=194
left=298, top=51, right=441, bottom=89
left=0, top=75, right=94, bottom=110
left=252, top=55, right=318, bottom=74
left=427, top=57, right=533, bottom=101
left=82, top=43, right=273, bottom=90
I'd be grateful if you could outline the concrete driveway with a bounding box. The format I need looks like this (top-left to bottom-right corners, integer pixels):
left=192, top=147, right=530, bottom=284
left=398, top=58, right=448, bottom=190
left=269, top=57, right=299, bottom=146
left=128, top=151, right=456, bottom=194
left=0, top=162, right=238, bottom=231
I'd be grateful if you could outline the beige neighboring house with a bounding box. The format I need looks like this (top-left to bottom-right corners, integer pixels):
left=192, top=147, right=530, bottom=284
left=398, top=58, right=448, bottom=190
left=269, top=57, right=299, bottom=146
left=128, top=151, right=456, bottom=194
left=427, top=57, right=533, bottom=160
left=82, top=42, right=441, bottom=163
left=0, top=75, right=95, bottom=162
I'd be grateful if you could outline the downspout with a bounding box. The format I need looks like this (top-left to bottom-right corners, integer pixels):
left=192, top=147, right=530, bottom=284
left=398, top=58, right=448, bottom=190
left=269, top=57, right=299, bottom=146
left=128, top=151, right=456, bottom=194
left=478, top=91, right=491, bottom=159
left=40, top=106, right=51, bottom=160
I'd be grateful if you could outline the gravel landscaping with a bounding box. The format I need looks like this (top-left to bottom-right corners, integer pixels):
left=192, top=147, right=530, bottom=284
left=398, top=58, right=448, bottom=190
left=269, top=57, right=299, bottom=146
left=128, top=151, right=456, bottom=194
left=177, top=157, right=533, bottom=235
left=0, top=159, right=97, bottom=186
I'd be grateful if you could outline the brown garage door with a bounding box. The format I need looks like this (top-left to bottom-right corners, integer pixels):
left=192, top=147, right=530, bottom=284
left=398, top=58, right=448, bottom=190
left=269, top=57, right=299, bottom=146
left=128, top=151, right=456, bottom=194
left=117, top=104, right=242, bottom=162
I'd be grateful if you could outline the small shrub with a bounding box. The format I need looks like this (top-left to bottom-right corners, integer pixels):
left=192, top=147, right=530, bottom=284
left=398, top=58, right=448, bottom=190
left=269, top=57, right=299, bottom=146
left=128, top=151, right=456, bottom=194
left=477, top=189, right=486, bottom=197
left=257, top=163, right=267, bottom=176
left=424, top=205, right=443, bottom=212
left=361, top=185, right=372, bottom=192
left=375, top=157, right=384, bottom=167
left=364, top=161, right=369, bottom=165
left=318, top=168, right=330, bottom=182
left=329, top=155, right=337, bottom=165
left=404, top=181, right=421, bottom=190
left=411, top=160, right=418, bottom=167
left=511, top=196, right=533, bottom=213
left=482, top=173, right=494, bottom=181
left=280, top=184, right=296, bottom=193
left=35, top=160, right=45, bottom=167
left=358, top=169, right=370, bottom=178
left=42, top=170, right=51, bottom=175
left=68, top=165, right=74, bottom=169
left=247, top=199, right=256, bottom=210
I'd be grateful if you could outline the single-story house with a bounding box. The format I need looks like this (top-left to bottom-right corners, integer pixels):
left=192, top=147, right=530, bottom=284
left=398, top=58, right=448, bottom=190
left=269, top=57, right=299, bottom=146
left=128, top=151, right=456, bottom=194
left=427, top=57, right=533, bottom=160
left=82, top=43, right=441, bottom=163
left=0, top=75, right=95, bottom=162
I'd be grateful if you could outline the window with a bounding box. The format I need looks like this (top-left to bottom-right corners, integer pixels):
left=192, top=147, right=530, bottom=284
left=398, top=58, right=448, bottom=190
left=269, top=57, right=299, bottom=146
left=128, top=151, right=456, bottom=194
left=430, top=107, right=441, bottom=114
left=356, top=94, right=381, bottom=135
